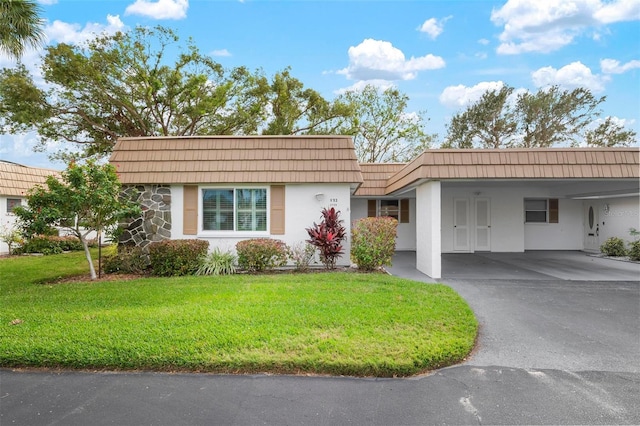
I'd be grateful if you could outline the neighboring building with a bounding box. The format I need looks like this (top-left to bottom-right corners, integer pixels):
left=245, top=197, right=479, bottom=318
left=110, top=137, right=640, bottom=278
left=0, top=160, right=59, bottom=254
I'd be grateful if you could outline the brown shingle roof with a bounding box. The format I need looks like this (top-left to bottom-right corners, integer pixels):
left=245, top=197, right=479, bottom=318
left=385, top=148, right=640, bottom=194
left=0, top=161, right=60, bottom=197
left=354, top=163, right=406, bottom=196
left=109, top=136, right=364, bottom=186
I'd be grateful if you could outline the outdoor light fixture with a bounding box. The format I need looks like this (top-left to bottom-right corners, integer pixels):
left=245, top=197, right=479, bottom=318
left=315, top=193, right=325, bottom=201
left=604, top=203, right=610, bottom=213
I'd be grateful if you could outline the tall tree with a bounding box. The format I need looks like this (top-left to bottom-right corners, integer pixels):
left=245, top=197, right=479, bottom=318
left=442, top=85, right=633, bottom=148
left=336, top=85, right=434, bottom=163
left=262, top=68, right=352, bottom=135
left=444, top=86, right=517, bottom=149
left=14, top=161, right=140, bottom=280
left=0, top=26, right=269, bottom=159
left=516, top=86, right=603, bottom=147
left=582, top=117, right=637, bottom=147
left=0, top=0, right=45, bottom=60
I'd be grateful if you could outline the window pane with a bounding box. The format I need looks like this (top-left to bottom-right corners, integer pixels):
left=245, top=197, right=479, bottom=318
left=379, top=200, right=399, bottom=219
left=235, top=189, right=267, bottom=232
left=524, top=199, right=547, bottom=210
left=203, top=189, right=234, bottom=230
left=7, top=198, right=22, bottom=213
left=526, top=211, right=547, bottom=223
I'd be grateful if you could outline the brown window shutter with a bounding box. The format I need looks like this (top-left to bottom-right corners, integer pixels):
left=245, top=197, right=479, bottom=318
left=367, top=200, right=377, bottom=217
left=549, top=198, right=559, bottom=223
left=183, top=185, right=198, bottom=235
left=270, top=185, right=285, bottom=235
left=400, top=199, right=410, bottom=223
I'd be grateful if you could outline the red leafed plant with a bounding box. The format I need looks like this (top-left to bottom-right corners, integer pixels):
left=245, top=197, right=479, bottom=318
left=306, top=207, right=346, bottom=269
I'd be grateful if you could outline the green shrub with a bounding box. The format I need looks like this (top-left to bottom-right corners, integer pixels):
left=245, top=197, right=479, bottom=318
left=600, top=237, right=627, bottom=257
left=236, top=238, right=288, bottom=272
left=15, top=235, right=86, bottom=255
left=288, top=241, right=316, bottom=271
left=628, top=240, right=640, bottom=261
left=351, top=217, right=398, bottom=271
left=104, top=245, right=149, bottom=274
left=149, top=239, right=209, bottom=276
left=196, top=248, right=237, bottom=276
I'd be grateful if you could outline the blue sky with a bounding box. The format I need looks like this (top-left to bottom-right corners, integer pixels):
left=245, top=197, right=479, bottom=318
left=1, top=0, right=639, bottom=169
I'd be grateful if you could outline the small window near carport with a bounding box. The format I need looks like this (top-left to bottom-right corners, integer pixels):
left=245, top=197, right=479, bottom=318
left=524, top=198, right=559, bottom=223
left=6, top=198, right=22, bottom=214
left=367, top=199, right=410, bottom=223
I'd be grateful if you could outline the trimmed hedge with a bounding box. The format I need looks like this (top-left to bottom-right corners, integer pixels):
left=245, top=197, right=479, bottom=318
left=600, top=237, right=627, bottom=257
left=236, top=238, right=288, bottom=272
left=15, top=235, right=91, bottom=255
left=104, top=245, right=149, bottom=274
left=149, top=239, right=209, bottom=276
left=351, top=217, right=398, bottom=271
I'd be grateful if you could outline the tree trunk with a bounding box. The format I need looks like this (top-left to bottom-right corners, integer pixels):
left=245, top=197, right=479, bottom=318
left=82, top=237, right=97, bottom=280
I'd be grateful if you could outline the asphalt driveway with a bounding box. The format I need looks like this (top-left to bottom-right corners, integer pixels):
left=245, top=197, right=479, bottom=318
left=2, top=251, right=639, bottom=425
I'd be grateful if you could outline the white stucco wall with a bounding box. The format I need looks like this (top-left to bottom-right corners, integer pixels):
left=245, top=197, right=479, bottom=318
left=171, top=183, right=354, bottom=266
left=600, top=197, right=640, bottom=243
left=350, top=198, right=417, bottom=250
left=0, top=196, right=23, bottom=254
left=415, top=181, right=441, bottom=279
left=524, top=198, right=584, bottom=250
left=441, top=187, right=526, bottom=253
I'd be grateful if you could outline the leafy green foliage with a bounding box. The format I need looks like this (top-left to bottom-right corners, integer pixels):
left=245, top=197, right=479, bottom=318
left=444, top=85, right=636, bottom=148
left=236, top=238, right=288, bottom=272
left=14, top=235, right=90, bottom=255
left=148, top=239, right=209, bottom=276
left=335, top=85, right=434, bottom=162
left=0, top=223, right=23, bottom=254
left=306, top=208, right=346, bottom=269
left=628, top=240, right=640, bottom=262
left=0, top=0, right=45, bottom=59
left=196, top=247, right=237, bottom=276
left=288, top=241, right=316, bottom=271
left=13, top=160, right=140, bottom=279
left=351, top=217, right=398, bottom=271
left=600, top=237, right=627, bottom=257
left=0, top=26, right=270, bottom=159
left=103, top=245, right=149, bottom=274
left=0, top=252, right=478, bottom=377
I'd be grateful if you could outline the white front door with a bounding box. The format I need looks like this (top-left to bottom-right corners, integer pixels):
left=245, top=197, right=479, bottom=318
left=584, top=203, right=600, bottom=252
left=454, top=198, right=470, bottom=251
left=475, top=198, right=491, bottom=251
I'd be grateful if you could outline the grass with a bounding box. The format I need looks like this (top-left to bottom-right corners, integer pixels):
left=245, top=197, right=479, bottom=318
left=0, top=251, right=478, bottom=377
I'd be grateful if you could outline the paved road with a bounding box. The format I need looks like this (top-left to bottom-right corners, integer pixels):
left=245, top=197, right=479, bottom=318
left=2, top=253, right=639, bottom=425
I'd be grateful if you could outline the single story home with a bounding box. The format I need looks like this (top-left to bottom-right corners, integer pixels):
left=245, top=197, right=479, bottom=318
left=0, top=160, right=60, bottom=254
left=110, top=136, right=640, bottom=278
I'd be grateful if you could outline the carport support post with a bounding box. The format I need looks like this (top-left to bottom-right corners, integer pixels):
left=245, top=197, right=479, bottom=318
left=416, top=180, right=441, bottom=279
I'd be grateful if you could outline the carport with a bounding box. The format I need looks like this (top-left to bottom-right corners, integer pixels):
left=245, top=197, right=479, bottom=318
left=389, top=250, right=640, bottom=281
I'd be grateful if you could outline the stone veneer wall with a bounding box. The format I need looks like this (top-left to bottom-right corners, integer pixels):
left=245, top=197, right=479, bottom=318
left=119, top=185, right=171, bottom=249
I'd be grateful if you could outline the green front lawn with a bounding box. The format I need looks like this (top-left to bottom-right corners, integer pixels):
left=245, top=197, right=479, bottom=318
left=0, top=252, right=477, bottom=377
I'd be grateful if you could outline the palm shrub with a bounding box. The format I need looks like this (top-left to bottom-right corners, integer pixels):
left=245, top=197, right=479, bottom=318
left=236, top=238, right=288, bottom=272
left=149, top=239, right=209, bottom=276
left=196, top=247, right=237, bottom=276
left=600, top=237, right=627, bottom=257
left=306, top=207, right=345, bottom=269
left=351, top=217, right=398, bottom=271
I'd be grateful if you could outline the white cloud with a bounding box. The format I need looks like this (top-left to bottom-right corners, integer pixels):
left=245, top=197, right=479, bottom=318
left=600, top=58, right=640, bottom=74
left=334, top=79, right=396, bottom=95
left=125, top=0, right=188, bottom=20
left=439, top=81, right=505, bottom=108
left=531, top=61, right=608, bottom=92
left=0, top=133, right=64, bottom=169
left=210, top=49, right=231, bottom=57
left=491, top=0, right=640, bottom=55
left=478, top=38, right=490, bottom=45
left=46, top=14, right=125, bottom=45
left=338, top=39, right=445, bottom=81
left=418, top=16, right=452, bottom=39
